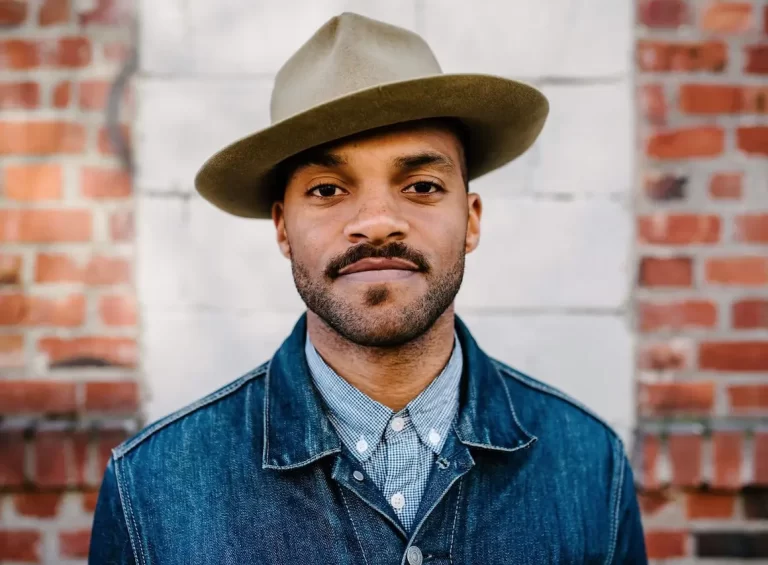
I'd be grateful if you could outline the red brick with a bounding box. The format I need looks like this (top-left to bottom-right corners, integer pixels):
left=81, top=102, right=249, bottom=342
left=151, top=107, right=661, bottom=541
left=638, top=214, right=720, bottom=244
left=646, top=127, right=724, bottom=159
left=0, top=1, right=27, bottom=25
left=0, top=81, right=39, bottom=109
left=83, top=491, right=99, bottom=512
left=639, top=300, right=717, bottom=332
left=99, top=294, right=137, bottom=326
left=0, top=209, right=91, bottom=243
left=641, top=434, right=661, bottom=488
left=644, top=173, right=686, bottom=200
left=699, top=341, right=768, bottom=371
left=0, top=293, right=85, bottom=326
left=39, top=0, right=70, bottom=25
left=640, top=84, right=667, bottom=124
left=645, top=531, right=687, bottom=559
left=701, top=2, right=752, bottom=32
left=0, top=254, right=22, bottom=284
left=0, top=121, right=85, bottom=154
left=735, top=214, right=768, bottom=243
left=742, top=86, right=768, bottom=112
left=110, top=209, right=134, bottom=242
left=706, top=257, right=768, bottom=286
left=679, top=84, right=742, bottom=114
left=755, top=433, right=768, bottom=485
left=0, top=530, right=40, bottom=562
left=0, top=431, right=25, bottom=487
left=60, top=529, right=91, bottom=559
left=81, top=167, right=132, bottom=198
left=4, top=163, right=63, bottom=201
left=639, top=0, right=688, bottom=27
left=52, top=80, right=71, bottom=108
left=14, top=493, right=62, bottom=518
left=745, top=44, right=768, bottom=74
left=686, top=492, right=736, bottom=519
left=637, top=40, right=726, bottom=72
left=78, top=79, right=110, bottom=110
left=0, top=381, right=77, bottom=414
left=71, top=430, right=90, bottom=486
left=639, top=381, right=715, bottom=415
left=49, top=36, right=91, bottom=67
left=34, top=430, right=69, bottom=487
left=79, top=0, right=131, bottom=25
left=0, top=39, right=40, bottom=70
left=38, top=336, right=138, bottom=369
left=712, top=431, right=743, bottom=489
left=669, top=433, right=702, bottom=487
left=737, top=126, right=768, bottom=155
left=85, top=381, right=139, bottom=412
left=638, top=491, right=673, bottom=516
left=728, top=384, right=768, bottom=413
left=709, top=172, right=742, bottom=199
left=733, top=299, right=768, bottom=329
left=765, top=5, right=768, bottom=35
left=638, top=342, right=692, bottom=371
left=35, top=253, right=131, bottom=285
left=98, top=124, right=131, bottom=156
left=639, top=257, right=693, bottom=287
left=0, top=334, right=24, bottom=368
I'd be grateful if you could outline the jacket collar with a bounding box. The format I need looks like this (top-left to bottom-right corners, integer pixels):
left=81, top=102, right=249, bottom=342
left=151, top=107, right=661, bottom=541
left=262, top=314, right=536, bottom=470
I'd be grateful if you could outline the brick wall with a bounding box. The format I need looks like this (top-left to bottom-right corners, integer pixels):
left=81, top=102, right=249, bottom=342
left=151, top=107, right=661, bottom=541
left=636, top=0, right=768, bottom=561
left=0, top=1, right=140, bottom=563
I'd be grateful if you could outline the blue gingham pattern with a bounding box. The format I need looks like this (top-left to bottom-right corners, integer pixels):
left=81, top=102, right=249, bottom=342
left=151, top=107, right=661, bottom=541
left=305, top=333, right=462, bottom=531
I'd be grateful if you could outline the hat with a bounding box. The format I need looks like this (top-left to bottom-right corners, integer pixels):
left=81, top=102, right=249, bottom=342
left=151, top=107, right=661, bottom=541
left=194, top=12, right=549, bottom=218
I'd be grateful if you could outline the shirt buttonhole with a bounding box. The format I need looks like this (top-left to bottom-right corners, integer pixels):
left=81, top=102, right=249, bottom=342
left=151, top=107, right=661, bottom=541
left=436, top=457, right=450, bottom=469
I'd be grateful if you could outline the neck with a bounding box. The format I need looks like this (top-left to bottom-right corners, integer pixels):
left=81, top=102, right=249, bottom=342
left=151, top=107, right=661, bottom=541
left=306, top=308, right=457, bottom=411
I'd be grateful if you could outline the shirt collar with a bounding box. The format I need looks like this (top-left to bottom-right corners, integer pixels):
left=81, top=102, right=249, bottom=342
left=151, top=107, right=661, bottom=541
left=304, top=331, right=462, bottom=462
left=262, top=314, right=536, bottom=471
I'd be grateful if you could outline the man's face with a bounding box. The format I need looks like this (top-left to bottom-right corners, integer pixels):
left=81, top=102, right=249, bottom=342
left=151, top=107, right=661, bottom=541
left=272, top=121, right=482, bottom=347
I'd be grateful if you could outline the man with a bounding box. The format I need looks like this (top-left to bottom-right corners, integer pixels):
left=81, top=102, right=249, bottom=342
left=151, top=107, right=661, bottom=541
left=89, top=13, right=647, bottom=564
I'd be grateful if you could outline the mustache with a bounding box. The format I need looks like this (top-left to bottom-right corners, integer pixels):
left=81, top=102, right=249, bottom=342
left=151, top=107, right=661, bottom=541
left=325, top=242, right=431, bottom=279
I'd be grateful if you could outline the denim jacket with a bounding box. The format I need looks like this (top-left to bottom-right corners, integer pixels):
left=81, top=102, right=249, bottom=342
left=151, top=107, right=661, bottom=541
left=89, top=315, right=647, bottom=564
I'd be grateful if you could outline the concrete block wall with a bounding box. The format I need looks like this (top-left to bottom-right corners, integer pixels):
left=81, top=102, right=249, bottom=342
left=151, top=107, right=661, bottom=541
left=634, top=0, right=768, bottom=561
left=0, top=0, right=140, bottom=563
left=136, top=0, right=637, bottom=449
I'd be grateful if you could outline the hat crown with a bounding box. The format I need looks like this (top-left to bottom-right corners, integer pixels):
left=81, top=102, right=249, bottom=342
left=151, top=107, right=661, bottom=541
left=271, top=13, right=442, bottom=123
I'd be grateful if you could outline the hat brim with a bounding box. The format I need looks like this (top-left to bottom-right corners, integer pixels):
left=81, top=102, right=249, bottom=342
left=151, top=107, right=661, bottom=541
left=194, top=74, right=548, bottom=218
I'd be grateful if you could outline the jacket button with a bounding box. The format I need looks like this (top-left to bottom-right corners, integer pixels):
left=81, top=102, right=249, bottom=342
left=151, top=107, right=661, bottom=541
left=406, top=546, right=423, bottom=565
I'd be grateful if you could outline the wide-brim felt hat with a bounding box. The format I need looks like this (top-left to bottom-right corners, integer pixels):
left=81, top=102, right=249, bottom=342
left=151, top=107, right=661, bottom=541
left=194, top=12, right=549, bottom=218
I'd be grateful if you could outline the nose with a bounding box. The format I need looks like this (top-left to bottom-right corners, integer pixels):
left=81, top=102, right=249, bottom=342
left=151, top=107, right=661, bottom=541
left=343, top=191, right=409, bottom=245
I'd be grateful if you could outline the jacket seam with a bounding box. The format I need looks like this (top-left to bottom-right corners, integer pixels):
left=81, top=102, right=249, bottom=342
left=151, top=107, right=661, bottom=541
left=604, top=438, right=625, bottom=565
left=114, top=456, right=146, bottom=565
left=492, top=360, right=621, bottom=443
left=115, top=362, right=269, bottom=459
left=449, top=477, right=464, bottom=563
left=339, top=488, right=370, bottom=565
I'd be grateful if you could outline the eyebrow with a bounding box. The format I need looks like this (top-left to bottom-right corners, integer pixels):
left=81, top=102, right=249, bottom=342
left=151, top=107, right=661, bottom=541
left=393, top=151, right=457, bottom=174
left=292, top=151, right=347, bottom=175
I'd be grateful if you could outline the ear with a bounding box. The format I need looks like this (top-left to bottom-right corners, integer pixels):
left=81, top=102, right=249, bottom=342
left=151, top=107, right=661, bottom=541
left=271, top=201, right=291, bottom=259
left=465, top=192, right=482, bottom=254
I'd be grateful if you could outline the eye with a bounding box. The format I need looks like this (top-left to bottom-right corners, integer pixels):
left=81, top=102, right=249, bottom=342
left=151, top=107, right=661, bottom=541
left=403, top=181, right=443, bottom=194
left=308, top=184, right=346, bottom=198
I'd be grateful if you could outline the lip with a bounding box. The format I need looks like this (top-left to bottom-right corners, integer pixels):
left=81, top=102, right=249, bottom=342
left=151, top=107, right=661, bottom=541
left=337, top=257, right=419, bottom=276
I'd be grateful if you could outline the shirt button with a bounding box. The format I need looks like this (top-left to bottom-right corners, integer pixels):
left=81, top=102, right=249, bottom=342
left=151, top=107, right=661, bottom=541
left=428, top=429, right=441, bottom=446
left=355, top=437, right=369, bottom=453
left=352, top=471, right=364, bottom=481
left=390, top=417, right=405, bottom=432
left=406, top=546, right=423, bottom=565
left=390, top=492, right=405, bottom=511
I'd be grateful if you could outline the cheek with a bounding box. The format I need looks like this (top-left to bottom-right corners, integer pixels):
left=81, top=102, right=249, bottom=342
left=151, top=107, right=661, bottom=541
left=285, top=218, right=336, bottom=269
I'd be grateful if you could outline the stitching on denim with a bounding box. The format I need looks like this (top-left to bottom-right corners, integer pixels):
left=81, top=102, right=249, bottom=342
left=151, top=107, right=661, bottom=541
left=262, top=358, right=273, bottom=468
left=449, top=478, right=464, bottom=563
left=114, top=457, right=146, bottom=565
left=493, top=360, right=620, bottom=443
left=116, top=362, right=269, bottom=459
left=261, top=447, right=342, bottom=470
left=604, top=440, right=625, bottom=565
left=339, top=488, right=370, bottom=565
left=496, top=366, right=537, bottom=442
